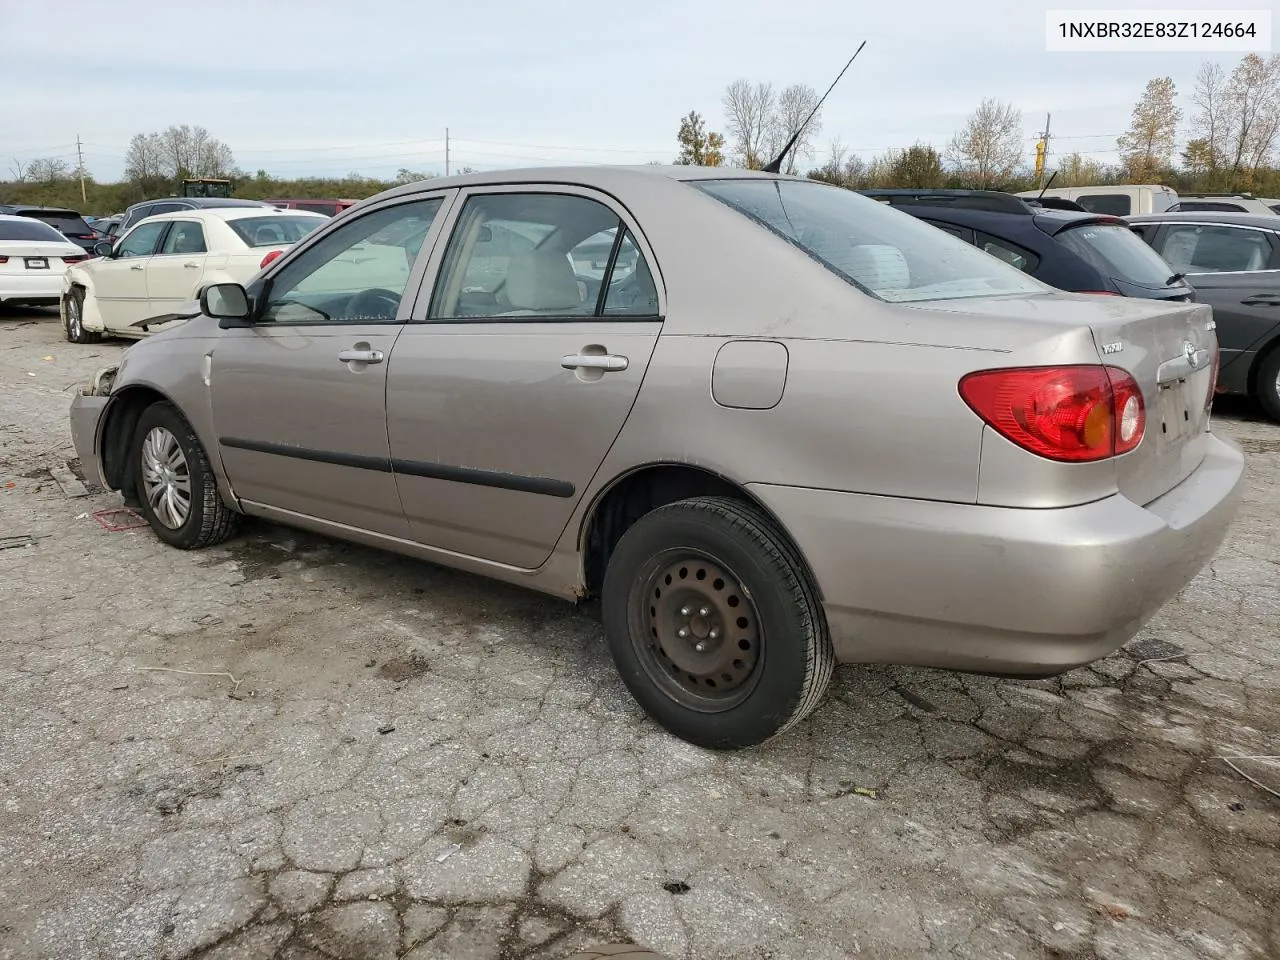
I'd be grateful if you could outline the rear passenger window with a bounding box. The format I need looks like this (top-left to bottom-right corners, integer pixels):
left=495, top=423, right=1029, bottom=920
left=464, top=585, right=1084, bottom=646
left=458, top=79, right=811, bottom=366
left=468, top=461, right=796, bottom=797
left=923, top=220, right=966, bottom=241
left=159, top=221, right=207, bottom=254
left=974, top=232, right=1040, bottom=273
left=429, top=193, right=658, bottom=321
left=1077, top=194, right=1131, bottom=216
left=1157, top=225, right=1274, bottom=274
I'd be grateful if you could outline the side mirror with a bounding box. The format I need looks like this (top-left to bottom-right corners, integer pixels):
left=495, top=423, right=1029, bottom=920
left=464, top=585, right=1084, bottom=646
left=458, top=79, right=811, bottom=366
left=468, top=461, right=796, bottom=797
left=201, top=282, right=253, bottom=327
left=93, top=240, right=114, bottom=258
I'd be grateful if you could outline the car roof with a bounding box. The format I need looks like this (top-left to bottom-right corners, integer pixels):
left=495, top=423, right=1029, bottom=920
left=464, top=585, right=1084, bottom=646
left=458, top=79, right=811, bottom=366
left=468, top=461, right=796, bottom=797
left=126, top=197, right=270, bottom=210
left=136, top=207, right=330, bottom=224
left=1126, top=211, right=1280, bottom=229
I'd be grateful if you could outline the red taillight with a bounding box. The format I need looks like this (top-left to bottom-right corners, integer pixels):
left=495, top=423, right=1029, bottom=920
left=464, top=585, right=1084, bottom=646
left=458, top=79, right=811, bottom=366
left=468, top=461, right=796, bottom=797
left=0, top=256, right=8, bottom=264
left=63, top=255, right=87, bottom=264
left=260, top=249, right=283, bottom=269
left=959, top=365, right=1145, bottom=462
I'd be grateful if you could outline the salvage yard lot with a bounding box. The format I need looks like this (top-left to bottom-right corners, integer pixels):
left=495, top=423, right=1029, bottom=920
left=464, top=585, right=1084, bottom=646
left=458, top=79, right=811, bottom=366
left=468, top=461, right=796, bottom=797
left=1, top=308, right=1278, bottom=960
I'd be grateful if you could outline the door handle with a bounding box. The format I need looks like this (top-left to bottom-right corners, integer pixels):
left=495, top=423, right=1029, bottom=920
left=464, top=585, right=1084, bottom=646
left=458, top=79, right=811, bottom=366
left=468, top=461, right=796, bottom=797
left=1241, top=295, right=1280, bottom=306
left=183, top=261, right=200, bottom=269
left=561, top=353, right=628, bottom=372
left=338, top=348, right=384, bottom=364
left=129, top=264, right=144, bottom=271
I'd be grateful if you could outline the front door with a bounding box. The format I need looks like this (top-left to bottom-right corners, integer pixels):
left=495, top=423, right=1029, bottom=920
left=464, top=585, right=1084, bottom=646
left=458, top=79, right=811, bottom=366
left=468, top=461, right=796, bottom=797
left=209, top=195, right=449, bottom=536
left=145, top=219, right=209, bottom=315
left=92, top=220, right=168, bottom=328
left=386, top=187, right=664, bottom=568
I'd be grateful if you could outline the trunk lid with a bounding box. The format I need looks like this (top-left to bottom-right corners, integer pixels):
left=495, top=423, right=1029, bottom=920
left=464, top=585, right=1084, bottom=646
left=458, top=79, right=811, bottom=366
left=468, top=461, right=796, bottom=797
left=1089, top=298, right=1217, bottom=505
left=0, top=240, right=79, bottom=272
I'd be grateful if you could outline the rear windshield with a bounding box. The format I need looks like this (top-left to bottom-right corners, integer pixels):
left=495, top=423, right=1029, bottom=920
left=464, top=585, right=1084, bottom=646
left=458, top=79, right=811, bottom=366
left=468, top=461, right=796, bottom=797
left=228, top=216, right=324, bottom=247
left=0, top=219, right=67, bottom=242
left=1056, top=222, right=1175, bottom=286
left=694, top=179, right=1045, bottom=303
left=29, top=213, right=94, bottom=235
left=1075, top=194, right=1132, bottom=216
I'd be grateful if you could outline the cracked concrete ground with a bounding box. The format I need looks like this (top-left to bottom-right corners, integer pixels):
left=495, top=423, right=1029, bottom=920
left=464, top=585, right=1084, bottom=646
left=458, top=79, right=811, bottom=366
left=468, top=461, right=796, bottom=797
left=2, top=307, right=1278, bottom=960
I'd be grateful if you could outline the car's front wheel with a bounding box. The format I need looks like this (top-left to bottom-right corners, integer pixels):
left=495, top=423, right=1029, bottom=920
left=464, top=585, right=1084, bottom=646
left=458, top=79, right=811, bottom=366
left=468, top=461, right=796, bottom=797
left=63, top=287, right=102, bottom=344
left=601, top=496, right=834, bottom=749
left=130, top=402, right=241, bottom=549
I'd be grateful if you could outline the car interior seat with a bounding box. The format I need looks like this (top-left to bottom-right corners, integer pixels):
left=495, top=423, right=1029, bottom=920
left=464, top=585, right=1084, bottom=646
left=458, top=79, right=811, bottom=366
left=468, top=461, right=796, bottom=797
left=504, top=248, right=585, bottom=314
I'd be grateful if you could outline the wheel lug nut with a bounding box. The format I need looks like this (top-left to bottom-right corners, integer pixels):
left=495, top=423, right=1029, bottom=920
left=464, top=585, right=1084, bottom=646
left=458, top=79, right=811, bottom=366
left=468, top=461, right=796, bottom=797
left=699, top=607, right=710, bottom=617
left=679, top=606, right=691, bottom=616
left=677, top=628, right=689, bottom=639
left=709, top=628, right=719, bottom=640
left=695, top=642, right=707, bottom=652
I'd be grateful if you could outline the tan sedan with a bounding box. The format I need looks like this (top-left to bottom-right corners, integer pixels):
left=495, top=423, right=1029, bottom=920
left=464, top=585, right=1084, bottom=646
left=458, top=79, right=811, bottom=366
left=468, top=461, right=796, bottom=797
left=69, top=166, right=1244, bottom=749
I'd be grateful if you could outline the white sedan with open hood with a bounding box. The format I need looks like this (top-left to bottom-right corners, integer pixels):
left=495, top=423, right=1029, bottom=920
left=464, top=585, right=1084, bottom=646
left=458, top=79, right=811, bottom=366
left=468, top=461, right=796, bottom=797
left=0, top=214, right=89, bottom=306
left=60, top=207, right=328, bottom=342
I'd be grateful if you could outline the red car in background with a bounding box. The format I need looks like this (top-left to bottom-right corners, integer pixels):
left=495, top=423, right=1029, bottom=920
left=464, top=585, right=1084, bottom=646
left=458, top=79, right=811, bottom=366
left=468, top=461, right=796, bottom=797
left=262, top=198, right=357, bottom=217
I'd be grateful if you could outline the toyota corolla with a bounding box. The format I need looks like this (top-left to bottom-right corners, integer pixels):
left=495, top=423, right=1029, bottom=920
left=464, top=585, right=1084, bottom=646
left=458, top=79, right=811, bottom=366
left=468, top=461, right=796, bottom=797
left=68, top=166, right=1244, bottom=749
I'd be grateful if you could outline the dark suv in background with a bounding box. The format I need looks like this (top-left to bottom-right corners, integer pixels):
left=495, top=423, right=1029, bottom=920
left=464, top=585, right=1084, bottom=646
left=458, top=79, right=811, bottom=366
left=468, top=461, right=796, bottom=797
left=858, top=189, right=1194, bottom=301
left=0, top=204, right=101, bottom=253
left=114, top=196, right=273, bottom=237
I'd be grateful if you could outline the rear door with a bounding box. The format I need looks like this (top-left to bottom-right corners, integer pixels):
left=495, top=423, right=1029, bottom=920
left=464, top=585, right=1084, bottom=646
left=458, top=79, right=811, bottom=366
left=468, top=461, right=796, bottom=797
left=385, top=186, right=664, bottom=568
left=1147, top=221, right=1280, bottom=379
left=144, top=219, right=209, bottom=315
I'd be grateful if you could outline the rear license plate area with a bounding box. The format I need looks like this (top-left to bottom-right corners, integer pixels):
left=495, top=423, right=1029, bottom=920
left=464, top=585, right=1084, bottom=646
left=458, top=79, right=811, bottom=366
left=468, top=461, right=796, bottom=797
left=1157, top=382, right=1190, bottom=442
left=24, top=257, right=49, bottom=270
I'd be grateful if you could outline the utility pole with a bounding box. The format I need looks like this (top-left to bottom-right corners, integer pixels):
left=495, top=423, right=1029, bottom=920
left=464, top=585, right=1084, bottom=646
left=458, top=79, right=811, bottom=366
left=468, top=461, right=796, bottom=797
left=75, top=134, right=87, bottom=203
left=445, top=127, right=450, bottom=177
left=1036, top=113, right=1052, bottom=189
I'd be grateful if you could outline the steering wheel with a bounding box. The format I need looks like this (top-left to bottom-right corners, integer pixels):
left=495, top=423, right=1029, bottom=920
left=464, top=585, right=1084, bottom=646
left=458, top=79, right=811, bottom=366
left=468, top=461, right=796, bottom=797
left=345, top=287, right=401, bottom=321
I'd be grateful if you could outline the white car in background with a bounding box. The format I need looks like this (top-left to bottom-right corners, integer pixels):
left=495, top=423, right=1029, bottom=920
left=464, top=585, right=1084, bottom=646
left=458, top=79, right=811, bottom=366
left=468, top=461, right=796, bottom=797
left=60, top=207, right=328, bottom=342
left=0, top=214, right=88, bottom=307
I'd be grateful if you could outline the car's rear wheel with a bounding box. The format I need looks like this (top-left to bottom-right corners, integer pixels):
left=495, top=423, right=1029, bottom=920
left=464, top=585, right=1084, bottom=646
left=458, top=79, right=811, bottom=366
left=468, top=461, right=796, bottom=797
left=130, top=401, right=240, bottom=549
left=600, top=496, right=833, bottom=749
left=1256, top=346, right=1280, bottom=424
left=63, top=287, right=102, bottom=344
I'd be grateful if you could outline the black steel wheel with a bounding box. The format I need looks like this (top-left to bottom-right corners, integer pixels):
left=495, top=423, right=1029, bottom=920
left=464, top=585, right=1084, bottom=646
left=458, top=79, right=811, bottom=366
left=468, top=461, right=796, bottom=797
left=601, top=496, right=833, bottom=749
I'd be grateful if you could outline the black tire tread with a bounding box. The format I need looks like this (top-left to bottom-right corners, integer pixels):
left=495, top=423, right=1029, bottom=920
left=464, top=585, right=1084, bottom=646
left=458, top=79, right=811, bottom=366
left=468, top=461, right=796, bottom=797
left=133, top=402, right=240, bottom=549
left=1256, top=346, right=1280, bottom=424
left=605, top=494, right=834, bottom=747
left=64, top=287, right=102, bottom=344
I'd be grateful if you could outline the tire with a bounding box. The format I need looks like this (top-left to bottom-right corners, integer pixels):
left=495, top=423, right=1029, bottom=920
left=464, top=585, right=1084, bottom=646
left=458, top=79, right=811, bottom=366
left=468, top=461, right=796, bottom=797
left=63, top=287, right=102, bottom=344
left=1256, top=346, right=1280, bottom=424
left=600, top=496, right=833, bottom=750
left=130, top=401, right=240, bottom=549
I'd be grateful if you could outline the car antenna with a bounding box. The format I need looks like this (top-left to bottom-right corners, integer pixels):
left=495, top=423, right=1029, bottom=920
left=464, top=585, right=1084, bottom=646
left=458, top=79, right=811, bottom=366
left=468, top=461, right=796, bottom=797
left=1036, top=169, right=1059, bottom=202
left=761, top=40, right=867, bottom=175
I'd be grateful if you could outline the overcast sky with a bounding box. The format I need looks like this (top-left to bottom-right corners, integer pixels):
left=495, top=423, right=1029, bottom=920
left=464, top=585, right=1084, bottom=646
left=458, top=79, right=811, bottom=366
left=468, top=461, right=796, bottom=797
left=0, top=0, right=1266, bottom=182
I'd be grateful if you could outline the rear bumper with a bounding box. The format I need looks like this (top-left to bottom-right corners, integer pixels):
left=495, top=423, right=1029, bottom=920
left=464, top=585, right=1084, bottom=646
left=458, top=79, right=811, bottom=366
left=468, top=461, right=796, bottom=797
left=747, top=432, right=1246, bottom=676
left=69, top=393, right=111, bottom=491
left=0, top=271, right=67, bottom=302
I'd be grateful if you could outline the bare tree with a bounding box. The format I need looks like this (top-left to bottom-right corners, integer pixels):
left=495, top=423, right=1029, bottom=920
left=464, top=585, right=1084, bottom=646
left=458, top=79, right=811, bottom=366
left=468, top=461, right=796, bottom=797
left=945, top=99, right=1024, bottom=187
left=770, top=84, right=823, bottom=173
left=25, top=158, right=69, bottom=184
left=1190, top=62, right=1229, bottom=173
left=722, top=79, right=775, bottom=169
left=8, top=158, right=27, bottom=181
left=156, top=125, right=235, bottom=179
left=1116, top=77, right=1181, bottom=181
left=1220, top=54, right=1280, bottom=179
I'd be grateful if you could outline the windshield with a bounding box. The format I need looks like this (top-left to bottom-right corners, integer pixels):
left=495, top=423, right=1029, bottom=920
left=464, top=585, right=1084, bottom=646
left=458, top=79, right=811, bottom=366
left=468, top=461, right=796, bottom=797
left=1056, top=222, right=1176, bottom=286
left=0, top=219, right=67, bottom=242
left=694, top=179, right=1046, bottom=303
left=228, top=215, right=325, bottom=247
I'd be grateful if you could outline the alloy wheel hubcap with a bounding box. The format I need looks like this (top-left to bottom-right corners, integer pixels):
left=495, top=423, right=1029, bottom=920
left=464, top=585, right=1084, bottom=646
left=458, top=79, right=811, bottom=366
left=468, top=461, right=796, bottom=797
left=140, top=427, right=192, bottom=529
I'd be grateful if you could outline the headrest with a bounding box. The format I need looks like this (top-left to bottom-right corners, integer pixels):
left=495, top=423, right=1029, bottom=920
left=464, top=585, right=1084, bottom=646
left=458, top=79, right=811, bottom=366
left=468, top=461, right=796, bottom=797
left=505, top=249, right=582, bottom=311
